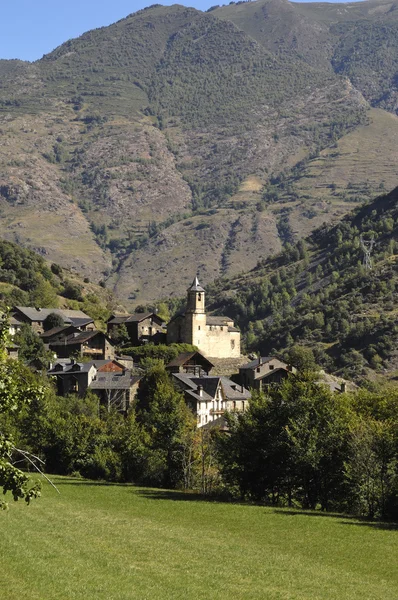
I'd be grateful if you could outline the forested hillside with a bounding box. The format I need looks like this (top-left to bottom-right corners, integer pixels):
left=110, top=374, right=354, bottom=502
left=0, top=240, right=116, bottom=324
left=207, top=186, right=398, bottom=382
left=0, top=0, right=398, bottom=303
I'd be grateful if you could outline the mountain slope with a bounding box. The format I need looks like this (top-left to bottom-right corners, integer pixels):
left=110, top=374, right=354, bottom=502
left=207, top=185, right=398, bottom=381
left=0, top=1, right=397, bottom=303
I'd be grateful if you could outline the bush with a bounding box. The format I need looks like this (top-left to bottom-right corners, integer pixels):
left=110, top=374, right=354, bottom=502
left=63, top=281, right=84, bottom=302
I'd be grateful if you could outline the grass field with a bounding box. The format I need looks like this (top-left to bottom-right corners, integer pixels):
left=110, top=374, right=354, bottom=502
left=1, top=477, right=397, bottom=600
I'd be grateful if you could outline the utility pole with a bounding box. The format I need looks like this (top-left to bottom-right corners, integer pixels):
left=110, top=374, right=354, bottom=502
left=360, top=235, right=375, bottom=270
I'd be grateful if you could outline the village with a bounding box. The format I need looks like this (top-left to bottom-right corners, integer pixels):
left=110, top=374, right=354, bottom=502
left=6, top=276, right=350, bottom=428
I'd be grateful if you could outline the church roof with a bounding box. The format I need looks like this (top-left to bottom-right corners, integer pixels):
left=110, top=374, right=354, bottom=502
left=187, top=276, right=205, bottom=293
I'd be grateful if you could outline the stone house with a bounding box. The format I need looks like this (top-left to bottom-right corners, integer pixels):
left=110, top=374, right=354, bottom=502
left=172, top=373, right=250, bottom=428
left=107, top=312, right=165, bottom=346
left=239, top=356, right=297, bottom=391
left=47, top=358, right=134, bottom=401
left=90, top=371, right=141, bottom=413
left=12, top=306, right=94, bottom=335
left=48, top=360, right=98, bottom=396
left=40, top=325, right=80, bottom=344
left=166, top=351, right=214, bottom=376
left=49, top=330, right=115, bottom=360
left=167, top=277, right=241, bottom=359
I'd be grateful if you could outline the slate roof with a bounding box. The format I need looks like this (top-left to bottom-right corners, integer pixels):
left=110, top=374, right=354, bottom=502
left=14, top=307, right=92, bottom=325
left=40, top=325, right=75, bottom=339
left=49, top=330, right=111, bottom=347
left=172, top=373, right=250, bottom=402
left=166, top=351, right=214, bottom=369
left=206, top=316, right=232, bottom=326
left=187, top=276, right=205, bottom=293
left=240, top=356, right=275, bottom=370
left=48, top=359, right=122, bottom=376
left=219, top=377, right=251, bottom=400
left=90, top=372, right=139, bottom=390
left=71, top=317, right=95, bottom=328
left=172, top=373, right=217, bottom=402
left=108, top=312, right=163, bottom=325
left=108, top=315, right=129, bottom=325
left=48, top=361, right=95, bottom=375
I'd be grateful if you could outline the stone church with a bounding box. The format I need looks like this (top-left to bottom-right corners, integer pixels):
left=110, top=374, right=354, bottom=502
left=167, top=277, right=241, bottom=359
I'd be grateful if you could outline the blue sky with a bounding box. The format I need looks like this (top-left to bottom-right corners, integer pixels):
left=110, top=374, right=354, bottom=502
left=2, top=0, right=351, bottom=62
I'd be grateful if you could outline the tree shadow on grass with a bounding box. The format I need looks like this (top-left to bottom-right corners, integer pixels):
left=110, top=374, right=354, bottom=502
left=273, top=509, right=398, bottom=531
left=136, top=489, right=218, bottom=503
left=341, top=521, right=398, bottom=531
left=53, top=477, right=131, bottom=487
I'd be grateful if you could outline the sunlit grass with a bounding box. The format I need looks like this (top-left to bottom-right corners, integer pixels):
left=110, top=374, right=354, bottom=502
left=1, top=477, right=397, bottom=600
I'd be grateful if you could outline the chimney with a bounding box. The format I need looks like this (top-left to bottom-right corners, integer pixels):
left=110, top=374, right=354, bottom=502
left=341, top=382, right=346, bottom=393
left=258, top=356, right=261, bottom=366
left=197, top=385, right=203, bottom=397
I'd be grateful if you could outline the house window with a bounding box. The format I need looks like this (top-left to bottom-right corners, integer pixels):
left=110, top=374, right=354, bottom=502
left=256, top=367, right=261, bottom=373
left=220, top=326, right=223, bottom=331
left=231, top=340, right=235, bottom=350
left=198, top=326, right=201, bottom=330
left=269, top=364, right=274, bottom=370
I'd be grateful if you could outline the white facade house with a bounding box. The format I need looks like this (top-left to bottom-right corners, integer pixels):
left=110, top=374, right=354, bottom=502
left=172, top=373, right=250, bottom=427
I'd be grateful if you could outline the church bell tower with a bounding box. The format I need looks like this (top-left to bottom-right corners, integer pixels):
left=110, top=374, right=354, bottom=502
left=186, top=276, right=205, bottom=314
left=186, top=276, right=206, bottom=347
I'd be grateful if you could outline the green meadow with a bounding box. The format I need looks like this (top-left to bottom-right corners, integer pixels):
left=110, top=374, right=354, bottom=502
left=1, top=477, right=397, bottom=600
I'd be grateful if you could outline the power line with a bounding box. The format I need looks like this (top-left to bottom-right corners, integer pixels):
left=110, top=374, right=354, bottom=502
left=360, top=235, right=375, bottom=270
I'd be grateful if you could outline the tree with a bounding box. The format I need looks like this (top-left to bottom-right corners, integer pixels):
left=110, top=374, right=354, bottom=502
left=136, top=363, right=195, bottom=487
left=285, top=345, right=318, bottom=373
left=0, top=315, right=42, bottom=509
left=111, top=324, right=130, bottom=347
left=217, top=376, right=352, bottom=509
left=14, top=324, right=50, bottom=367
left=30, top=275, right=59, bottom=308
left=43, top=312, right=64, bottom=331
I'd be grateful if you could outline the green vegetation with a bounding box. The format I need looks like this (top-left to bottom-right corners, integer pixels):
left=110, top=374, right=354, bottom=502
left=208, top=185, right=398, bottom=381
left=0, top=240, right=59, bottom=307
left=1, top=475, right=398, bottom=599
left=0, top=239, right=114, bottom=327
left=219, top=377, right=398, bottom=520
left=0, top=315, right=41, bottom=509
left=122, top=343, right=197, bottom=363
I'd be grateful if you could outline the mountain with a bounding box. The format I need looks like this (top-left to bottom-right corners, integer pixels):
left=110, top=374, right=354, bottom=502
left=0, top=1, right=397, bottom=304
left=206, top=184, right=398, bottom=382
